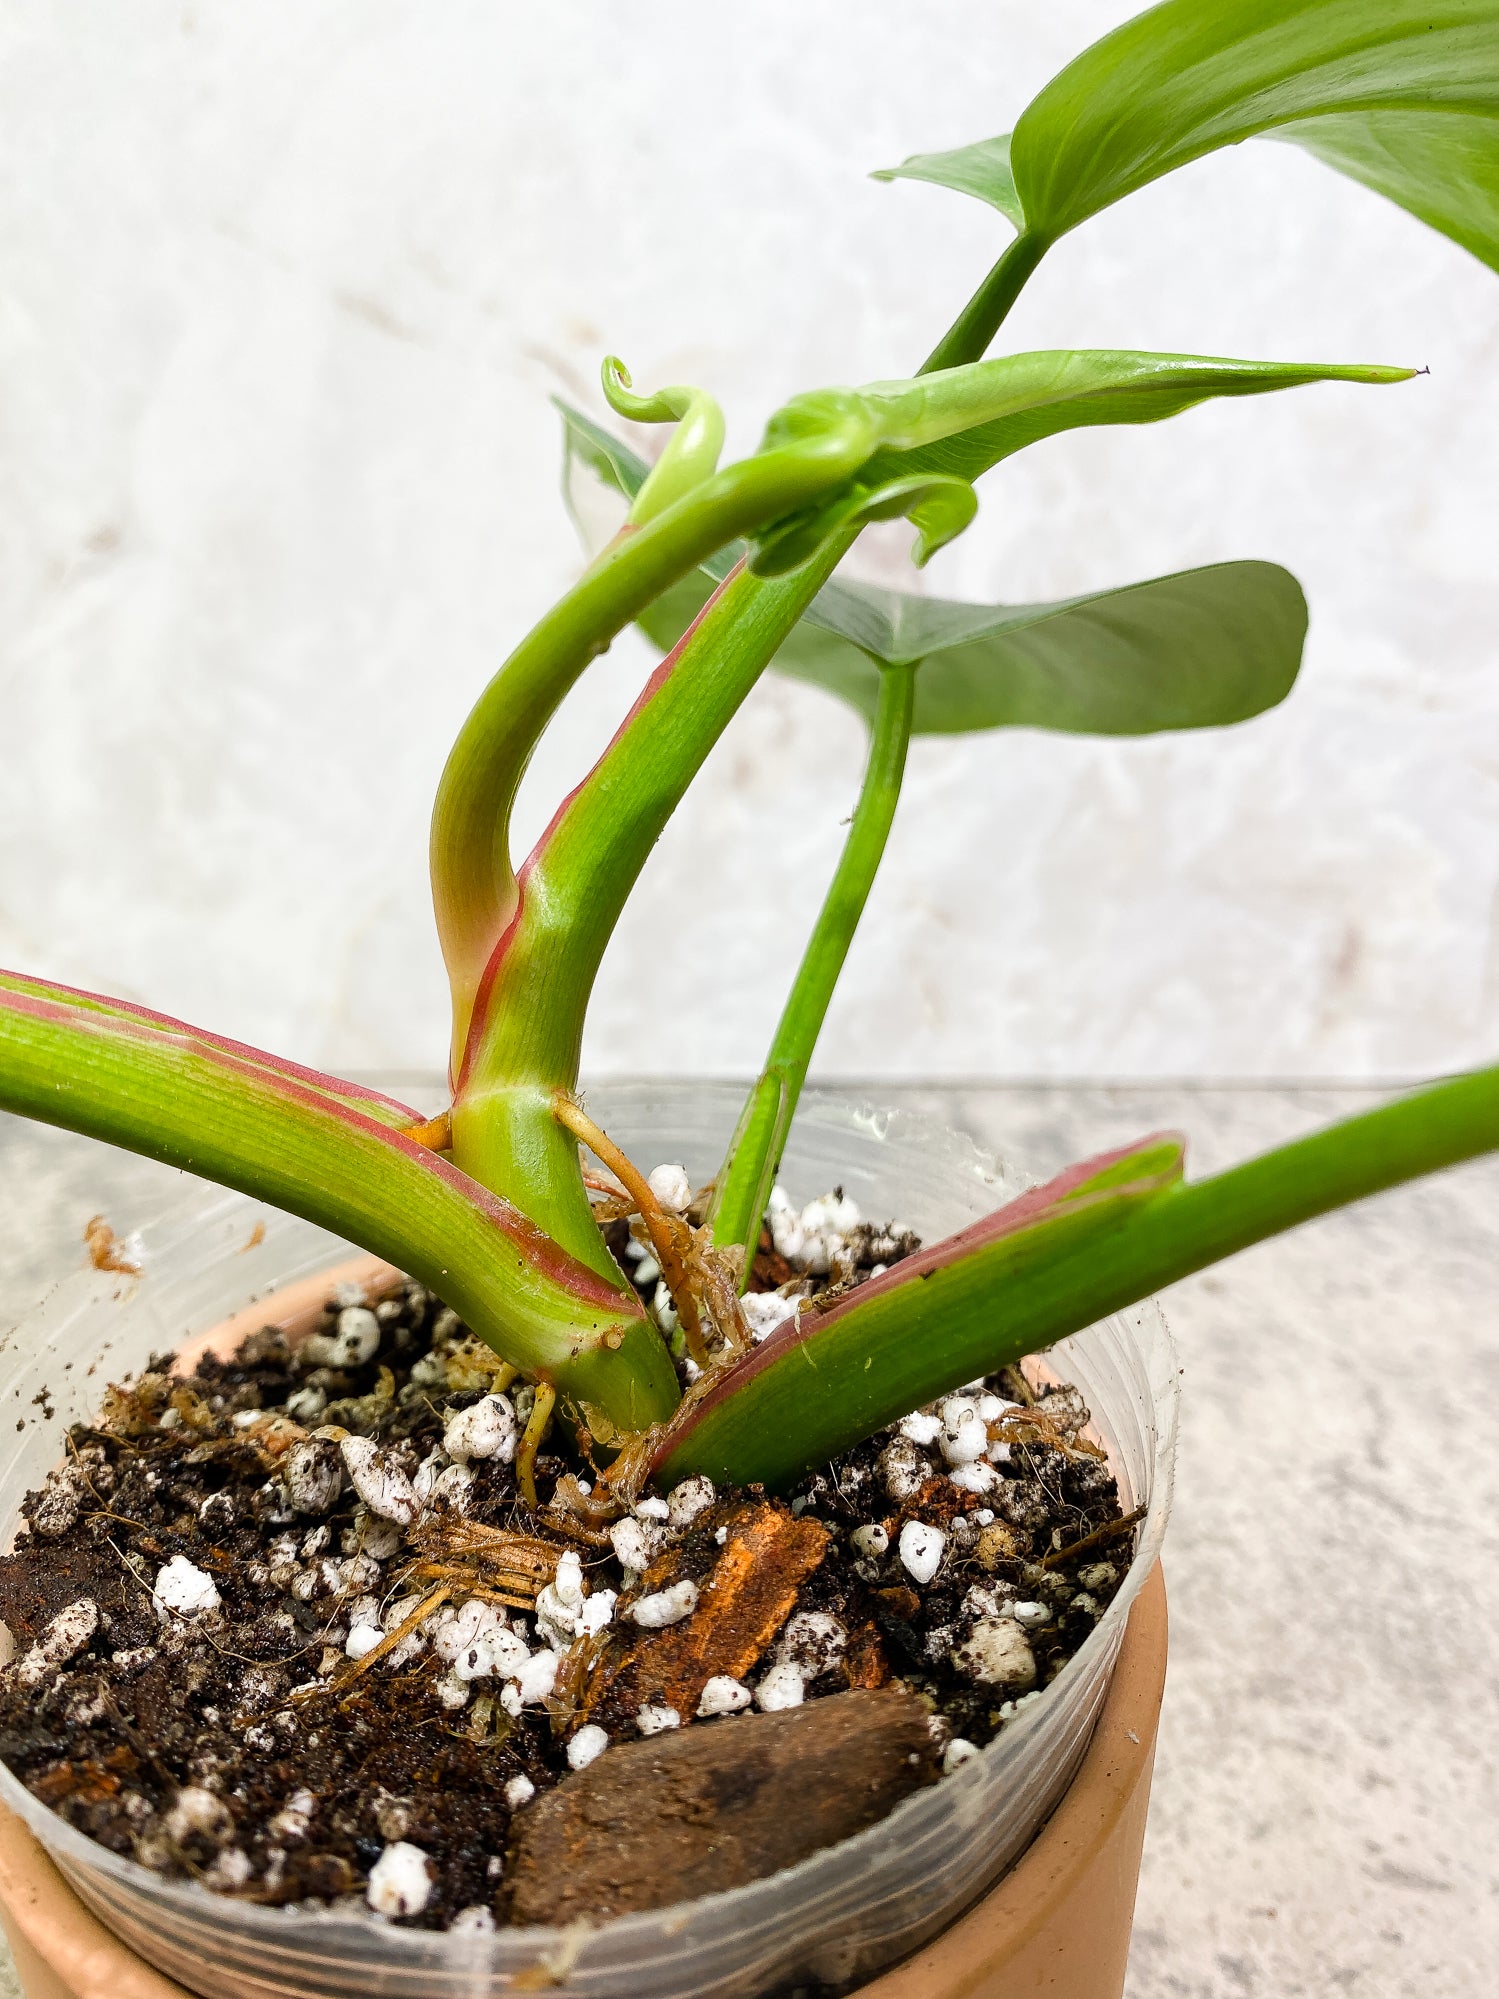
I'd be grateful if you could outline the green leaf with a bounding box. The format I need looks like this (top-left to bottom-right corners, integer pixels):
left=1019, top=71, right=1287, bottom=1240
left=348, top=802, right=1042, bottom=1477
left=655, top=1060, right=1499, bottom=1490
left=918, top=1, right=1499, bottom=274
left=1271, top=104, right=1499, bottom=272
left=773, top=560, right=1308, bottom=737
left=872, top=133, right=1025, bottom=229
left=861, top=349, right=1412, bottom=490
left=559, top=401, right=1308, bottom=739
left=748, top=472, right=978, bottom=577
left=0, top=969, right=680, bottom=1431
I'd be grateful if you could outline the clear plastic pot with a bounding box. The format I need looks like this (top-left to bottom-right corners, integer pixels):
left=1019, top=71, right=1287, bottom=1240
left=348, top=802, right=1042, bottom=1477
left=0, top=1084, right=1178, bottom=1999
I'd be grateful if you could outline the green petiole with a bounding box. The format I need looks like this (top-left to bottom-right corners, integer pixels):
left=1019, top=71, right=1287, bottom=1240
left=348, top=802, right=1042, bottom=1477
left=710, top=660, right=917, bottom=1265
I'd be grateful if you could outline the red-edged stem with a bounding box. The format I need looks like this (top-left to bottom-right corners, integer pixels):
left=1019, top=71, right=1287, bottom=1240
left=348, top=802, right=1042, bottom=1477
left=449, top=537, right=858, bottom=1279
left=431, top=422, right=886, bottom=1073
left=0, top=969, right=420, bottom=1128
left=0, top=970, right=678, bottom=1431
left=654, top=1063, right=1499, bottom=1489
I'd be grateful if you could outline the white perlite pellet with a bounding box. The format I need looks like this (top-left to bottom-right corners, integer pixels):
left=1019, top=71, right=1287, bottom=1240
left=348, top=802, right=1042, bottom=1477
left=451, top=1905, right=496, bottom=1934
left=876, top=1437, right=926, bottom=1502
left=898, top=1520, right=946, bottom=1586
left=667, top=1475, right=716, bottom=1528
left=939, top=1397, right=989, bottom=1465
left=164, top=1786, right=233, bottom=1843
left=305, top=1306, right=381, bottom=1370
left=269, top=1790, right=316, bottom=1841
left=504, top=1773, right=536, bottom=1809
left=567, top=1723, right=610, bottom=1769
left=635, top=1703, right=681, bottom=1736
left=608, top=1516, right=656, bottom=1577
left=366, top=1840, right=433, bottom=1917
left=12, top=1598, right=99, bottom=1686
left=755, top=1662, right=807, bottom=1712
left=577, top=1591, right=617, bottom=1637
left=283, top=1439, right=342, bottom=1516
left=767, top=1186, right=862, bottom=1274
left=345, top=1620, right=384, bottom=1661
left=285, top=1385, right=326, bottom=1425
left=949, top=1460, right=998, bottom=1494
left=898, top=1411, right=942, bottom=1447
left=956, top=1618, right=1037, bottom=1692
left=433, top=1598, right=527, bottom=1681
left=849, top=1524, right=889, bottom=1558
left=358, top=1515, right=406, bottom=1560
left=153, top=1557, right=221, bottom=1617
left=339, top=1437, right=419, bottom=1526
left=774, top=1610, right=847, bottom=1680
left=436, top=1671, right=471, bottom=1710
left=942, top=1738, right=980, bottom=1775
left=535, top=1549, right=614, bottom=1651
left=697, top=1675, right=753, bottom=1717
left=646, top=1162, right=693, bottom=1213
left=205, top=1848, right=253, bottom=1890
left=451, top=1903, right=499, bottom=1935
left=433, top=1599, right=488, bottom=1661
left=429, top=1463, right=476, bottom=1512
left=629, top=1580, right=699, bottom=1629
left=504, top=1649, right=560, bottom=1710
left=443, top=1393, right=518, bottom=1464
left=740, top=1292, right=801, bottom=1342
left=552, top=1550, right=585, bottom=1604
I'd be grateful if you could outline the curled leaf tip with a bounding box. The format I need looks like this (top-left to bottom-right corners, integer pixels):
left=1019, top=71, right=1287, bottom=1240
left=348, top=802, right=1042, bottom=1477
left=600, top=353, right=644, bottom=419
left=599, top=354, right=725, bottom=525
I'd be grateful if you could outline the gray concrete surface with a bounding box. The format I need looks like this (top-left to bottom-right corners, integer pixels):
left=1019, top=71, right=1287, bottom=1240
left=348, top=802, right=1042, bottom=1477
left=1, top=1084, right=1496, bottom=1997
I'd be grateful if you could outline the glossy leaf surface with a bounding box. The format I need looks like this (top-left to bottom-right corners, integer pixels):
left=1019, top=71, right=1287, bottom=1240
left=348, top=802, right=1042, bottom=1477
left=561, top=403, right=1308, bottom=738
left=858, top=349, right=1409, bottom=491
left=872, top=134, right=1024, bottom=227
left=889, top=1, right=1499, bottom=273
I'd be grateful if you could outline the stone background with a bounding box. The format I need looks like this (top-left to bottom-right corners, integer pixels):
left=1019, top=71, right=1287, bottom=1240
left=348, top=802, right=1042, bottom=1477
left=1, top=1, right=1497, bottom=1083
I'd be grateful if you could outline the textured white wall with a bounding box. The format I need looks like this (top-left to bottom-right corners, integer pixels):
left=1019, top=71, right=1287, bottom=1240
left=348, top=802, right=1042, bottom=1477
left=1, top=2, right=1496, bottom=1083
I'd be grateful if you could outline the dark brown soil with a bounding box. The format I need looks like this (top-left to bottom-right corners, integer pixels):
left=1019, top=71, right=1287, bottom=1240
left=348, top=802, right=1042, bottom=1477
left=0, top=1193, right=1129, bottom=1931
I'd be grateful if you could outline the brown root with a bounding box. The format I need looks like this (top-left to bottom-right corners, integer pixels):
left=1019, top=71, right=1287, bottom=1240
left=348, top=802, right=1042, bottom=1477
left=552, top=1094, right=711, bottom=1367
left=84, top=1215, right=141, bottom=1275
left=318, top=1582, right=454, bottom=1701
left=516, top=1382, right=557, bottom=1509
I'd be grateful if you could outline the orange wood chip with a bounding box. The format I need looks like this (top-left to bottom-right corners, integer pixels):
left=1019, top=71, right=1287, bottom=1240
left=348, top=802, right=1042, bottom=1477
left=840, top=1618, right=891, bottom=1691
left=582, top=1501, right=829, bottom=1730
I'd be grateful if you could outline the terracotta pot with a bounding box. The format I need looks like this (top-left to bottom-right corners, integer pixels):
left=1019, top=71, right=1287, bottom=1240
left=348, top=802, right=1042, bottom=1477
left=0, top=1091, right=1176, bottom=1998
left=0, top=1560, right=1165, bottom=1999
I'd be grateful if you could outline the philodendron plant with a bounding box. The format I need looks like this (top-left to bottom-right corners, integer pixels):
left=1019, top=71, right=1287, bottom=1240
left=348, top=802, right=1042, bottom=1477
left=4, top=1, right=1498, bottom=1509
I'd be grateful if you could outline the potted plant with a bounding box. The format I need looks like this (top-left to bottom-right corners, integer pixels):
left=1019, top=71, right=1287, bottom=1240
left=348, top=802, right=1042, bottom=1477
left=0, top=3, right=1496, bottom=1995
